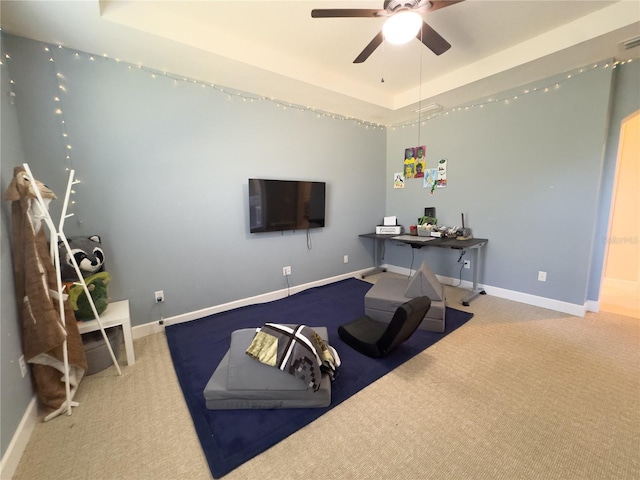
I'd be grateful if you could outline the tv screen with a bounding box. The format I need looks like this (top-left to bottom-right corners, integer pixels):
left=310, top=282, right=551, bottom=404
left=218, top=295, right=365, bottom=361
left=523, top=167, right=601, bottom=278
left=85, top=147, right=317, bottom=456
left=249, top=179, right=326, bottom=233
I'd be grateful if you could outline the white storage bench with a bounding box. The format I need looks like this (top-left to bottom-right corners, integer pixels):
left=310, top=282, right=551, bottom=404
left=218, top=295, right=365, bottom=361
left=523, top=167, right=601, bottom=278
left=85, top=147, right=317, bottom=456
left=77, top=299, right=135, bottom=366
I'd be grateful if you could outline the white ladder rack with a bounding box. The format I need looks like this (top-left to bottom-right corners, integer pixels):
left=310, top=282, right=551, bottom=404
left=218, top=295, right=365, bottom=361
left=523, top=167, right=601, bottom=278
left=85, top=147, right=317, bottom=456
left=23, top=163, right=122, bottom=421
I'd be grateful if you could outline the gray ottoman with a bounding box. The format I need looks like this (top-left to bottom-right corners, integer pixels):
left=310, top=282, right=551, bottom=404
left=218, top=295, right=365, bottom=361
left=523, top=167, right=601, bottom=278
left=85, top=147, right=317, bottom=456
left=203, top=327, right=331, bottom=410
left=364, top=262, right=446, bottom=332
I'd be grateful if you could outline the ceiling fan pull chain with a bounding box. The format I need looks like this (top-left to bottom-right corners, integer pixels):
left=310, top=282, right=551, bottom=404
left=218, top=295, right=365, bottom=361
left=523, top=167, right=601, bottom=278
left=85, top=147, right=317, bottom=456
left=417, top=28, right=424, bottom=143
left=381, top=42, right=386, bottom=83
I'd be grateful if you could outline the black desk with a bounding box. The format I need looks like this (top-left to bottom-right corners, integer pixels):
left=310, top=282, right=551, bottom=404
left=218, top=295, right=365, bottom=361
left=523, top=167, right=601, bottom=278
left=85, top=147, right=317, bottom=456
left=359, top=233, right=488, bottom=306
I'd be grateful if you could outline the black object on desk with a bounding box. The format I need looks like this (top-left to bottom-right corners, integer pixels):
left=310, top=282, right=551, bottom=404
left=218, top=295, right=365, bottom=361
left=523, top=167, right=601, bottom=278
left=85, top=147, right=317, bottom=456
left=359, top=233, right=488, bottom=306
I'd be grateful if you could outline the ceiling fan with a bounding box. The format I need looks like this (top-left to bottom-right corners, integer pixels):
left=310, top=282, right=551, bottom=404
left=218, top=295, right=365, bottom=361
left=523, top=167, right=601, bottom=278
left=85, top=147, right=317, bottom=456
left=311, top=0, right=464, bottom=63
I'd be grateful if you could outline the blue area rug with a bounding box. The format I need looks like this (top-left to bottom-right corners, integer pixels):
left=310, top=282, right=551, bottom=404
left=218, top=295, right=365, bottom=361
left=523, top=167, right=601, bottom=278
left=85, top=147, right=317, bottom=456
left=166, top=278, right=473, bottom=478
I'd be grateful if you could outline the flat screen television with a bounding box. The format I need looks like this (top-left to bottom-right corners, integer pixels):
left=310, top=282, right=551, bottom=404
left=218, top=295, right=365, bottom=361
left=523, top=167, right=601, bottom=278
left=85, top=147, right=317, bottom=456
left=248, top=178, right=326, bottom=233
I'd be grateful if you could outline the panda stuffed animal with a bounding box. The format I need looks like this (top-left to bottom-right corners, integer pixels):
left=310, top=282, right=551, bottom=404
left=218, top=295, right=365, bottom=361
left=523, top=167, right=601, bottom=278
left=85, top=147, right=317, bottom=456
left=59, top=235, right=106, bottom=281
left=59, top=235, right=112, bottom=319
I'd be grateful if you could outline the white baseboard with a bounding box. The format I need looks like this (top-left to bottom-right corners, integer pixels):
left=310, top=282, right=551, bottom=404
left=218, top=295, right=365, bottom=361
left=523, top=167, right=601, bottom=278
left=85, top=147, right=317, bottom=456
left=133, top=265, right=590, bottom=341
left=479, top=283, right=587, bottom=317
left=586, top=300, right=600, bottom=313
left=602, top=277, right=640, bottom=293
left=599, top=277, right=640, bottom=316
left=0, top=396, right=38, bottom=480
left=383, top=264, right=587, bottom=317
left=132, top=269, right=372, bottom=338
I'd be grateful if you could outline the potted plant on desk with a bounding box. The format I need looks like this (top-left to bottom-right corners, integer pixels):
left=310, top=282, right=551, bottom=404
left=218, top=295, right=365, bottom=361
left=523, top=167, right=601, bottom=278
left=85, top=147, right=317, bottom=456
left=418, top=215, right=437, bottom=226
left=417, top=215, right=437, bottom=236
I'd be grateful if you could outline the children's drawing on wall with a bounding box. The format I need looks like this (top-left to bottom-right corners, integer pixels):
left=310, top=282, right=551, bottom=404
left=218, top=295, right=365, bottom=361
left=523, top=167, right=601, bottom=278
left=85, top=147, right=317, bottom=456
left=437, top=158, right=448, bottom=188
left=404, top=161, right=415, bottom=179
left=403, top=147, right=416, bottom=179
left=393, top=172, right=405, bottom=189
left=403, top=146, right=427, bottom=179
left=414, top=146, right=426, bottom=178
left=424, top=168, right=438, bottom=195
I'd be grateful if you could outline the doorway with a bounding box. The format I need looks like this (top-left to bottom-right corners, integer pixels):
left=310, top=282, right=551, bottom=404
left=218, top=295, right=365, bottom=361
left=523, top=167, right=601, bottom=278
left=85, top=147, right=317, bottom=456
left=600, top=111, right=640, bottom=318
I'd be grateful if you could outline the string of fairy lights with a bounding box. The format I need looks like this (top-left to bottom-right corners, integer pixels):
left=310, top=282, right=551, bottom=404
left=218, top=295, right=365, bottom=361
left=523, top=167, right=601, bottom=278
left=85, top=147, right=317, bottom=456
left=392, top=58, right=635, bottom=130
left=44, top=46, right=75, bottom=173
left=55, top=43, right=386, bottom=129
left=2, top=39, right=637, bottom=175
left=1, top=43, right=82, bottom=207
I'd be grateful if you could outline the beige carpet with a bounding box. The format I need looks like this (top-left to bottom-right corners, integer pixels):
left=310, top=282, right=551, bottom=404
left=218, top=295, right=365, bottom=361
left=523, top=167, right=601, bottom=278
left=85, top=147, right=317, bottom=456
left=12, top=279, right=640, bottom=480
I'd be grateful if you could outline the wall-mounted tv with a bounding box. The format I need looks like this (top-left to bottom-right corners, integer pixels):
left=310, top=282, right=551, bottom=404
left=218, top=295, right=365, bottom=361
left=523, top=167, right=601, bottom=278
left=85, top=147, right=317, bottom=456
left=249, top=178, right=326, bottom=233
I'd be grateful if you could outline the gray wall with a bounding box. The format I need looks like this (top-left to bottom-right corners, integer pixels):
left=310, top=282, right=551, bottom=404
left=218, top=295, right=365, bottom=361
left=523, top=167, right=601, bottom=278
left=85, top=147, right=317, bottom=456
left=1, top=33, right=387, bottom=458
left=1, top=34, right=386, bottom=323
left=2, top=31, right=638, bottom=461
left=1, top=42, right=35, bottom=460
left=385, top=63, right=626, bottom=307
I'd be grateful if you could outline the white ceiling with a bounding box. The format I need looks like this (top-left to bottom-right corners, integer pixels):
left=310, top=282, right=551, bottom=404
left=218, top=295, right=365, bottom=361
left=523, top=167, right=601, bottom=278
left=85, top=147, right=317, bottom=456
left=1, top=0, right=639, bottom=125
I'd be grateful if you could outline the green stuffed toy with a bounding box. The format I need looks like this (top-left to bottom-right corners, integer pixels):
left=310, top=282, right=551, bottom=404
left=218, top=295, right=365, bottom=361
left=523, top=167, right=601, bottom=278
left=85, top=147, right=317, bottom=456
left=68, top=271, right=112, bottom=320
left=59, top=235, right=113, bottom=320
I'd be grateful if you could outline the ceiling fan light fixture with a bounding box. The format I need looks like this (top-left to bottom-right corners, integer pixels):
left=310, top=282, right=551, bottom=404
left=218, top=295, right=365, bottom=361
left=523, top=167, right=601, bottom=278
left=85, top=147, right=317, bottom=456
left=383, top=11, right=422, bottom=45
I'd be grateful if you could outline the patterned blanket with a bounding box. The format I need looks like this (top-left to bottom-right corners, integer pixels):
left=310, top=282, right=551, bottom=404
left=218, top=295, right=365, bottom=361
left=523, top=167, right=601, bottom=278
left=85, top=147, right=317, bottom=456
left=246, top=323, right=340, bottom=391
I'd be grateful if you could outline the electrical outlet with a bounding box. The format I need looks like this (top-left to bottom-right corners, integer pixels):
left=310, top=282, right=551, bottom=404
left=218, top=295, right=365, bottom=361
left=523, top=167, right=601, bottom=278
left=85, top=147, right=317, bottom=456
left=19, top=355, right=27, bottom=378
left=155, top=290, right=165, bottom=303
left=538, top=271, right=547, bottom=282
left=283, top=266, right=291, bottom=276
left=463, top=260, right=471, bottom=269
left=344, top=255, right=349, bottom=263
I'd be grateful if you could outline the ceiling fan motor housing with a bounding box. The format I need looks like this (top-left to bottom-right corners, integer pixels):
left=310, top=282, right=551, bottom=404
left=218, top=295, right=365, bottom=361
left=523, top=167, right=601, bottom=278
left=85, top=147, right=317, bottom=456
left=384, top=0, right=431, bottom=13
left=311, top=0, right=452, bottom=63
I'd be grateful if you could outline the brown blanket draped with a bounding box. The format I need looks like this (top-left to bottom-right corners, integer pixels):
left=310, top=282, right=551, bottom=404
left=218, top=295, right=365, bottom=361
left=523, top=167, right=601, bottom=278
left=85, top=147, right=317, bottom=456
left=5, top=166, right=87, bottom=411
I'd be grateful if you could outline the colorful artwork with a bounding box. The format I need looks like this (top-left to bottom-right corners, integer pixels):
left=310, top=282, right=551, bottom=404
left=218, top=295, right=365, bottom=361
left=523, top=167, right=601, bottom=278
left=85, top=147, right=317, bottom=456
left=403, top=145, right=426, bottom=179
left=403, top=147, right=415, bottom=179
left=414, top=146, right=426, bottom=178
left=437, top=158, right=447, bottom=188
left=424, top=168, right=438, bottom=195
left=393, top=173, right=405, bottom=189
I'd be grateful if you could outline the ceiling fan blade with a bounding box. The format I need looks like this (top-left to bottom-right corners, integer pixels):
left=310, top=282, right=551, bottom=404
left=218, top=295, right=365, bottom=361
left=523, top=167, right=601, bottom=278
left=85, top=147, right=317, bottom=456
left=311, top=9, right=385, bottom=18
left=423, top=0, right=465, bottom=13
left=354, top=31, right=384, bottom=64
left=418, top=21, right=451, bottom=55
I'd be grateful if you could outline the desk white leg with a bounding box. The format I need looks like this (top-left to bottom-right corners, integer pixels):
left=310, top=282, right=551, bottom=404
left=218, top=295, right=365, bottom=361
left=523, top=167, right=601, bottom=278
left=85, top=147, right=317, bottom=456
left=121, top=317, right=136, bottom=366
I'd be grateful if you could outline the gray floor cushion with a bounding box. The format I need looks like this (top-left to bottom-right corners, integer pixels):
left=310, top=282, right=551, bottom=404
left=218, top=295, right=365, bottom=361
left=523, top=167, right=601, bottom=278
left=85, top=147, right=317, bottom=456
left=203, top=326, right=331, bottom=410
left=364, top=263, right=446, bottom=332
